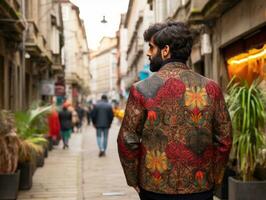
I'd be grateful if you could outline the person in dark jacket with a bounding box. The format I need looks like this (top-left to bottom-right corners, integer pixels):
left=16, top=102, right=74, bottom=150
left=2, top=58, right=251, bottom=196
left=91, top=95, right=114, bottom=157
left=59, top=101, right=73, bottom=149
left=86, top=104, right=92, bottom=125
left=75, top=103, right=84, bottom=133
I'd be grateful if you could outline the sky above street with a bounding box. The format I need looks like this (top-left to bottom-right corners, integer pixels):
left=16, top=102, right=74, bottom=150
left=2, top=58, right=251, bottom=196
left=70, top=0, right=130, bottom=50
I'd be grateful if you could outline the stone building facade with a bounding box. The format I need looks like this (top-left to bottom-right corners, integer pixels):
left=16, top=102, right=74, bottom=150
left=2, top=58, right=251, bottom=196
left=89, top=37, right=117, bottom=101
left=61, top=0, right=90, bottom=104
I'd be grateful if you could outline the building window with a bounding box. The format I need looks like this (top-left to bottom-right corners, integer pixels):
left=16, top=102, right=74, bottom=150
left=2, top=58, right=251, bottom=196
left=8, top=62, right=15, bottom=110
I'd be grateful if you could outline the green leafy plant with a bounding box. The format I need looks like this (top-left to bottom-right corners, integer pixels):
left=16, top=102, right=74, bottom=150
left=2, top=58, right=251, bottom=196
left=15, top=105, right=51, bottom=139
left=226, top=78, right=266, bottom=181
left=14, top=105, right=51, bottom=164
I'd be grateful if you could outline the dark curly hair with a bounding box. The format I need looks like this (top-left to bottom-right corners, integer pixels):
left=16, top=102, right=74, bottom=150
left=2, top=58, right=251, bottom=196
left=144, top=21, right=193, bottom=61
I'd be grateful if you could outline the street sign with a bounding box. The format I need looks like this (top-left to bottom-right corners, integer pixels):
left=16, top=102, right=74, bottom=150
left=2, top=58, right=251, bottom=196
left=41, top=80, right=55, bottom=96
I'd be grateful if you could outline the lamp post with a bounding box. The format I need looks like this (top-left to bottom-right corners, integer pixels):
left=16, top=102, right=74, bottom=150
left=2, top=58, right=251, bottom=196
left=101, top=15, right=107, bottom=24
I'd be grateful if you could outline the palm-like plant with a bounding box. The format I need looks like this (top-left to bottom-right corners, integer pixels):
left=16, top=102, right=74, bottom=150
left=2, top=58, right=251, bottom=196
left=226, top=78, right=266, bottom=181
left=15, top=105, right=51, bottom=139
left=15, top=105, right=51, bottom=163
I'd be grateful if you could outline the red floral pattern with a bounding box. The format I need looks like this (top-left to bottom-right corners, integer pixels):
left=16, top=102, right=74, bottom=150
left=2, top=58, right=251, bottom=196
left=205, top=81, right=221, bottom=100
left=165, top=142, right=213, bottom=166
left=141, top=78, right=186, bottom=108
left=157, top=78, right=186, bottom=99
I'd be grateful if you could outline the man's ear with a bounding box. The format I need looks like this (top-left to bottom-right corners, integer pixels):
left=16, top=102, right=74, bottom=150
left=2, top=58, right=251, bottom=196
left=161, top=45, right=171, bottom=60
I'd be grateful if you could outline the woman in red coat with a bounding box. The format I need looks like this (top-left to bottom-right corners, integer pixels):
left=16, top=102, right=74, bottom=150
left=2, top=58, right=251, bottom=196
left=48, top=107, right=61, bottom=143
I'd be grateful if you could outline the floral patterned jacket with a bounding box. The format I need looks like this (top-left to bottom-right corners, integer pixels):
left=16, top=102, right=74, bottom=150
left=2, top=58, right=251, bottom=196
left=117, top=62, right=232, bottom=194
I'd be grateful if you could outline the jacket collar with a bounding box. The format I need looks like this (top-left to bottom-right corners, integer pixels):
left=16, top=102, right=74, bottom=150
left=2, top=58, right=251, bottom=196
left=159, top=59, right=190, bottom=71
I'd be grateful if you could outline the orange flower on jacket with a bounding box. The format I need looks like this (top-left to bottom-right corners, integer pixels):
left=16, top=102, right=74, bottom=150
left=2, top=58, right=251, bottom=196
left=195, top=170, right=206, bottom=187
left=146, top=150, right=168, bottom=173
left=191, top=112, right=202, bottom=124
left=185, top=87, right=208, bottom=110
left=195, top=170, right=204, bottom=181
left=147, top=110, right=157, bottom=125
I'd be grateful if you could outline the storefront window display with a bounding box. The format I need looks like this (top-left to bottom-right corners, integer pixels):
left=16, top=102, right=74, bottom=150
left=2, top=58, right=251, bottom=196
left=227, top=44, right=266, bottom=85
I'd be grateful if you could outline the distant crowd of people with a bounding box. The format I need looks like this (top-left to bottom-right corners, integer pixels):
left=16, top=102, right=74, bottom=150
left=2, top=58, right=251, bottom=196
left=47, top=95, right=122, bottom=154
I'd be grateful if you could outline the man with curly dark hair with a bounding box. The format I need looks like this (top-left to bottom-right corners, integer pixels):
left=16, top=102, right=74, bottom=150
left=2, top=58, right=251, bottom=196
left=118, top=21, right=232, bottom=200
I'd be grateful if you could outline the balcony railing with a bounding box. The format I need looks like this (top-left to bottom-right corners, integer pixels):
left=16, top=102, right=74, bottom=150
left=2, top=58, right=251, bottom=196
left=52, top=54, right=63, bottom=71
left=26, top=22, right=52, bottom=65
left=25, top=21, right=43, bottom=55
left=0, top=0, right=25, bottom=41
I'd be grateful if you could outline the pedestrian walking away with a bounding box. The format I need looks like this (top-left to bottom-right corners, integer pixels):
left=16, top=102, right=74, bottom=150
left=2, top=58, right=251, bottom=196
left=91, top=95, right=114, bottom=157
left=117, top=21, right=233, bottom=200
left=59, top=101, right=73, bottom=149
left=75, top=103, right=85, bottom=132
left=86, top=104, right=93, bottom=125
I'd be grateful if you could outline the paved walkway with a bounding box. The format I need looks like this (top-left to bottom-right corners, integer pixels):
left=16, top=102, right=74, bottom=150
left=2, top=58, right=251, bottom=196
left=18, top=133, right=82, bottom=200
left=82, top=121, right=138, bottom=200
left=17, top=121, right=139, bottom=200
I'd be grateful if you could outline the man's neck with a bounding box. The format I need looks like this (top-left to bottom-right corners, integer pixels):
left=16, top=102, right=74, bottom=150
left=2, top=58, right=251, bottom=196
left=162, top=58, right=186, bottom=66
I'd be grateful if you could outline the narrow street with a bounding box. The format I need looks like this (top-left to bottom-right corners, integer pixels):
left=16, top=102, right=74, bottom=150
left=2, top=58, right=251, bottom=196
left=17, top=120, right=139, bottom=200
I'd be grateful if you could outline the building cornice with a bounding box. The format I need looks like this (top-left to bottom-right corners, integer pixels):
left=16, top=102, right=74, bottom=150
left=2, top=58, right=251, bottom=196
left=124, top=0, right=133, bottom=28
left=128, top=49, right=143, bottom=70
left=127, top=13, right=144, bottom=56
left=90, top=45, right=116, bottom=59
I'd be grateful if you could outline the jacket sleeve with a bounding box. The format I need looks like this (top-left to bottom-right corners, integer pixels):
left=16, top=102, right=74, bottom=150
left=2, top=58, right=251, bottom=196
left=117, top=85, right=146, bottom=187
left=91, top=107, right=97, bottom=125
left=213, top=87, right=233, bottom=185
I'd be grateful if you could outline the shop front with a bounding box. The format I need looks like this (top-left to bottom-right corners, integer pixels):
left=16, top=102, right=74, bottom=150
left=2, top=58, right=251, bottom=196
left=222, top=26, right=266, bottom=86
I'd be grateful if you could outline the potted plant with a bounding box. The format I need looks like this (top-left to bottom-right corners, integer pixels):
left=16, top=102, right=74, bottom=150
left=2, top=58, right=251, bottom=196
left=30, top=137, right=47, bottom=167
left=226, top=78, right=266, bottom=200
left=15, top=105, right=51, bottom=190
left=17, top=140, right=37, bottom=190
left=0, top=110, right=21, bottom=200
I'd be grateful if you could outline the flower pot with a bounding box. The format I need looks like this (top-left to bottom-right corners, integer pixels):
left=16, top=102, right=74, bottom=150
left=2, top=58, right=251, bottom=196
left=36, top=152, right=45, bottom=167
left=215, top=167, right=236, bottom=200
left=254, top=164, right=266, bottom=180
left=0, top=170, right=20, bottom=200
left=44, top=135, right=53, bottom=151
left=17, top=162, right=33, bottom=190
left=48, top=137, right=53, bottom=151
left=229, top=177, right=266, bottom=200
left=52, top=138, right=60, bottom=146
left=29, top=152, right=37, bottom=176
left=44, top=146, right=48, bottom=158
